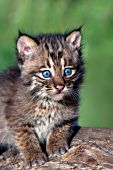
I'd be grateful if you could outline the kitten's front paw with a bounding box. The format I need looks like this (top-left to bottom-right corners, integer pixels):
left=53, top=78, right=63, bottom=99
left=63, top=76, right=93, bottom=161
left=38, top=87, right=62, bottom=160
left=47, top=142, right=69, bottom=158
left=25, top=152, right=48, bottom=169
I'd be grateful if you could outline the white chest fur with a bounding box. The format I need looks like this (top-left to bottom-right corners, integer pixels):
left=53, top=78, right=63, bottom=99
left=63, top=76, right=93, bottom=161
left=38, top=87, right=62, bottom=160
left=35, top=98, right=76, bottom=142
left=35, top=110, right=62, bottom=142
left=34, top=100, right=72, bottom=142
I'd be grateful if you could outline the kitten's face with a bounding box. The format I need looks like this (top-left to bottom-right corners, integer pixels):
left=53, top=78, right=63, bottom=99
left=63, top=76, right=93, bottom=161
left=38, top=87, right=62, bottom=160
left=17, top=29, right=84, bottom=101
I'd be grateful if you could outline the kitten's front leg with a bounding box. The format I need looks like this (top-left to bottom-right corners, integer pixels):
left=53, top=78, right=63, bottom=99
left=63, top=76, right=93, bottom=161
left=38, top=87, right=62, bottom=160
left=9, top=121, right=47, bottom=169
left=46, top=122, right=74, bottom=158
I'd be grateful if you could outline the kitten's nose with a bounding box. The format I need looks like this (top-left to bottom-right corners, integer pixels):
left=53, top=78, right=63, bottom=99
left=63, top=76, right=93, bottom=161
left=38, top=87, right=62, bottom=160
left=56, top=85, right=65, bottom=92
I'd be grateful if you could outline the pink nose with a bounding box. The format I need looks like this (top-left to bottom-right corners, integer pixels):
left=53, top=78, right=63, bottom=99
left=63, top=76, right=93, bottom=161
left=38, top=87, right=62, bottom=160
left=56, top=85, right=64, bottom=91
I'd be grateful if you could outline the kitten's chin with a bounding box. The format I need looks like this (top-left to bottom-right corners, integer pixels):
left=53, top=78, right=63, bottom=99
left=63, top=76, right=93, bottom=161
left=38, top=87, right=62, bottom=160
left=52, top=93, right=64, bottom=101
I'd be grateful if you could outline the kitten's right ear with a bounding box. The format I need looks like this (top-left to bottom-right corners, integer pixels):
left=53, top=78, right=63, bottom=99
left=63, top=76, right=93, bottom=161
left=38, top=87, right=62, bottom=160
left=17, top=35, right=37, bottom=63
left=65, top=27, right=82, bottom=50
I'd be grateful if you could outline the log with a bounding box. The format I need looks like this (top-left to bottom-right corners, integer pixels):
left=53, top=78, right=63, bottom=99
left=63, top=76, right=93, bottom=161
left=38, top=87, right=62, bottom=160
left=0, top=127, right=113, bottom=170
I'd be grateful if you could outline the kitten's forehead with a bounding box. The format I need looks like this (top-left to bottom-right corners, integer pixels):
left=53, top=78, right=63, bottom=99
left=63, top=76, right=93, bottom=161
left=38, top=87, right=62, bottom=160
left=43, top=36, right=64, bottom=54
left=32, top=33, right=79, bottom=68
left=40, top=35, right=70, bottom=67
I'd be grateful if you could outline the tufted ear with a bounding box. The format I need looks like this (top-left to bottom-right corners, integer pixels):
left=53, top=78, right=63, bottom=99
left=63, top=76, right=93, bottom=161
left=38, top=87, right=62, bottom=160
left=17, top=35, right=37, bottom=56
left=65, top=28, right=82, bottom=50
left=17, top=35, right=37, bottom=64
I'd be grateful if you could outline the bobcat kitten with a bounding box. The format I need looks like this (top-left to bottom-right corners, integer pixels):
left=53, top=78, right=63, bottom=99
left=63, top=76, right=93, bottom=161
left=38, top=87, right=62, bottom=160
left=0, top=28, right=84, bottom=168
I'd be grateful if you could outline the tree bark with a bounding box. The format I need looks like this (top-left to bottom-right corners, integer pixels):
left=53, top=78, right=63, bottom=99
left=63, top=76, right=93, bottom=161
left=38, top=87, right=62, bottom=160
left=0, top=127, right=113, bottom=170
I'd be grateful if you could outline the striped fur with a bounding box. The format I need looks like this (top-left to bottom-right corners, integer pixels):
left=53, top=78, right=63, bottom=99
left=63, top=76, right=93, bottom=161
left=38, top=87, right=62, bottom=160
left=0, top=28, right=84, bottom=168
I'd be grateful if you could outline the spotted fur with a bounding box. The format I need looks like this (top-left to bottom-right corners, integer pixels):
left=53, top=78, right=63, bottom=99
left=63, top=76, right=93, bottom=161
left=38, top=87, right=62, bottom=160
left=0, top=28, right=84, bottom=168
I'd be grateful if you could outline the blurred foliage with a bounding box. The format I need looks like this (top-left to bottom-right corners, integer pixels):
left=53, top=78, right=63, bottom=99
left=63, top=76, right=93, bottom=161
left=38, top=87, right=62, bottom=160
left=0, top=0, right=113, bottom=127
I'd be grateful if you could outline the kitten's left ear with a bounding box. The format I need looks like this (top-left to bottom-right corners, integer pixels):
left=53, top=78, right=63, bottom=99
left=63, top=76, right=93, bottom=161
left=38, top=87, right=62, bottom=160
left=65, top=28, right=82, bottom=50
left=16, top=35, right=38, bottom=65
left=17, top=35, right=37, bottom=57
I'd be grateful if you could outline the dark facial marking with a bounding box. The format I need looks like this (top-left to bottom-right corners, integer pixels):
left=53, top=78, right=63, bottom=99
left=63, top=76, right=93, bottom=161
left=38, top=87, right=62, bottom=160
left=45, top=43, right=49, bottom=50
left=46, top=59, right=51, bottom=68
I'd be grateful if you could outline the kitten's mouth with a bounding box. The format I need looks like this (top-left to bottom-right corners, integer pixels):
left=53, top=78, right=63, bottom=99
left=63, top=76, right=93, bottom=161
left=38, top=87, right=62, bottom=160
left=55, top=91, right=62, bottom=94
left=53, top=91, right=65, bottom=101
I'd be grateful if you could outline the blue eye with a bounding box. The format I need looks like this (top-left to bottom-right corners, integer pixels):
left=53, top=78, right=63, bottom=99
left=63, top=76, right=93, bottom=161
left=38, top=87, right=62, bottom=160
left=64, top=68, right=72, bottom=76
left=42, top=70, right=51, bottom=78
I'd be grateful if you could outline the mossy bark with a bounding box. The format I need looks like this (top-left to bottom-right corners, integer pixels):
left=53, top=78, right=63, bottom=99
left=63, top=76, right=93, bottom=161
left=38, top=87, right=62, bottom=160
left=0, top=127, right=113, bottom=170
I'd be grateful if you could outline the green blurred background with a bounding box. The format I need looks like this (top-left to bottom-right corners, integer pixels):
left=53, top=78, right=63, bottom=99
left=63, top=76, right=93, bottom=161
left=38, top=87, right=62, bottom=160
left=0, top=0, right=113, bottom=127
